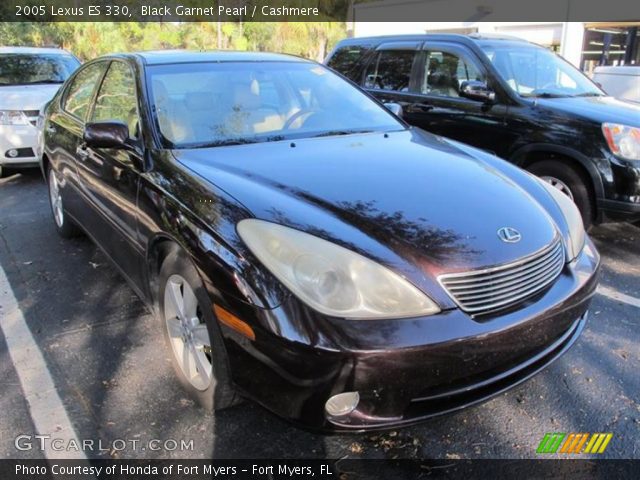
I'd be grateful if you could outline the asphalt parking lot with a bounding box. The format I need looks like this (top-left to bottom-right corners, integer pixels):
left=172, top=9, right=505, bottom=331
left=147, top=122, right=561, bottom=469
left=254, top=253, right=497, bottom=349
left=0, top=169, right=638, bottom=460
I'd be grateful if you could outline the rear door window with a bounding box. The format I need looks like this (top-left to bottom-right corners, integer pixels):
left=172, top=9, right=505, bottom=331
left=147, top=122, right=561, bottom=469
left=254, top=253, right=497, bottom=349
left=363, top=48, right=418, bottom=92
left=326, top=45, right=370, bottom=82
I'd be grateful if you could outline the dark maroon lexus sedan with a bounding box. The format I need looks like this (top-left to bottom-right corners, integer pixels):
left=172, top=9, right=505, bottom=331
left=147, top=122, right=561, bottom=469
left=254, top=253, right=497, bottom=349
left=41, top=51, right=600, bottom=431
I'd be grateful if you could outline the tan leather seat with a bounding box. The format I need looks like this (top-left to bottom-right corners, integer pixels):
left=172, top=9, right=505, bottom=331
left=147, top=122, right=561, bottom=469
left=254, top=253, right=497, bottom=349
left=225, top=79, right=283, bottom=136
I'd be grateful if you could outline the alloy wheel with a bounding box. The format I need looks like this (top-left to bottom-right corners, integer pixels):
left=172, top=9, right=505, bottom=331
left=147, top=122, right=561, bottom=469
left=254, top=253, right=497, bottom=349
left=163, top=274, right=213, bottom=391
left=48, top=171, right=65, bottom=228
left=541, top=175, right=575, bottom=201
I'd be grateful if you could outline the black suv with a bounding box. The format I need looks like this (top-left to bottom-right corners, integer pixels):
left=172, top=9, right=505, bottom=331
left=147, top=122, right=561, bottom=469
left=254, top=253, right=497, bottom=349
left=326, top=34, right=640, bottom=227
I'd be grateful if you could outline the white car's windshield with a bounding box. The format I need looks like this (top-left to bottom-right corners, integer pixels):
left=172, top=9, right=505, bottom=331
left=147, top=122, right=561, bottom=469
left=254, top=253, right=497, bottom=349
left=0, top=54, right=80, bottom=86
left=147, top=61, right=404, bottom=148
left=480, top=43, right=604, bottom=99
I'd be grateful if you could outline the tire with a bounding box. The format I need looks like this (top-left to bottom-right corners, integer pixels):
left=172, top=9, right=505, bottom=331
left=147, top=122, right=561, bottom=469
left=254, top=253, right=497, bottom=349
left=158, top=250, right=238, bottom=411
left=0, top=165, right=4, bottom=178
left=47, top=166, right=80, bottom=238
left=527, top=160, right=594, bottom=229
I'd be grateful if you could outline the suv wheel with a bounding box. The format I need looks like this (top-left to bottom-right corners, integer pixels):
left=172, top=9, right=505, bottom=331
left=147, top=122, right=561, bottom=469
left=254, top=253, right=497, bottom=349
left=528, top=160, right=594, bottom=229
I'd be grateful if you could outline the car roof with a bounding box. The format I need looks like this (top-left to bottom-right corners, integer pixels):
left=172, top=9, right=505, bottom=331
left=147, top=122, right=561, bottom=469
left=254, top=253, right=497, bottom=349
left=120, top=50, right=311, bottom=65
left=0, top=46, right=74, bottom=55
left=335, top=33, right=534, bottom=49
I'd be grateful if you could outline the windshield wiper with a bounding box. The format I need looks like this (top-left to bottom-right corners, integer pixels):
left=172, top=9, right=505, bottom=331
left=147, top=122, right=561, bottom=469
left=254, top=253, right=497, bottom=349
left=23, top=79, right=64, bottom=85
left=312, top=129, right=374, bottom=138
left=572, top=92, right=605, bottom=97
left=188, top=138, right=258, bottom=148
left=524, top=92, right=570, bottom=99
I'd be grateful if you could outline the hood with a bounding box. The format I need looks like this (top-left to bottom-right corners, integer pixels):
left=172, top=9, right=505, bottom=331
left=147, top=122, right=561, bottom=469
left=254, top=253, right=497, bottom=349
left=0, top=84, right=62, bottom=111
left=535, top=95, right=640, bottom=126
left=174, top=129, right=559, bottom=279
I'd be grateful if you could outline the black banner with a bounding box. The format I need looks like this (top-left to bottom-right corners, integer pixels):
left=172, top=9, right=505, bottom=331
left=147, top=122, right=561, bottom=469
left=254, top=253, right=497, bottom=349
left=1, top=0, right=639, bottom=22
left=1, top=459, right=639, bottom=480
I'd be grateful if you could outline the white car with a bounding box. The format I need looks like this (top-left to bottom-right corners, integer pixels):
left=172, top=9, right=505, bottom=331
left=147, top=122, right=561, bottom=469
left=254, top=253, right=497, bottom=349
left=0, top=47, right=80, bottom=177
left=592, top=66, right=640, bottom=104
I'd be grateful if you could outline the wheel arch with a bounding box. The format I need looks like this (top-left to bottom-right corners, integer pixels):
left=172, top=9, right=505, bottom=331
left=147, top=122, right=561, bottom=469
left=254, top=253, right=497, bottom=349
left=511, top=144, right=605, bottom=200
left=40, top=152, right=50, bottom=179
left=146, top=234, right=184, bottom=308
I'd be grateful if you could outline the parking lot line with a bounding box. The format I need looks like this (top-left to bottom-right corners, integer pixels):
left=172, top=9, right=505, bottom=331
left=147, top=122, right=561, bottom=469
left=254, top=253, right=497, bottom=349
left=0, top=264, right=87, bottom=461
left=597, top=285, right=640, bottom=309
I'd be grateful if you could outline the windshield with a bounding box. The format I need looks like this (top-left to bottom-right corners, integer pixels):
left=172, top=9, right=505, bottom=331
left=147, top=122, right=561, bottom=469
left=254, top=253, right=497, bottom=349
left=0, top=53, right=80, bottom=86
left=480, top=44, right=604, bottom=98
left=146, top=61, right=403, bottom=148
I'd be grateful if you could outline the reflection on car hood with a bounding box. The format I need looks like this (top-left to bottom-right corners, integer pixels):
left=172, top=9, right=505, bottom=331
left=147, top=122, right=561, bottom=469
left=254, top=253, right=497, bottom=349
left=535, top=95, right=640, bottom=126
left=174, top=129, right=558, bottom=275
left=0, top=84, right=61, bottom=111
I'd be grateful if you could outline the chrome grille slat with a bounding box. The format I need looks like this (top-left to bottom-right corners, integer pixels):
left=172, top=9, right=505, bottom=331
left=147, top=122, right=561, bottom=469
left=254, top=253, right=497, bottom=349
left=439, top=237, right=564, bottom=314
left=455, top=261, right=562, bottom=303
left=450, top=247, right=563, bottom=296
left=460, top=262, right=562, bottom=306
left=443, top=241, right=561, bottom=285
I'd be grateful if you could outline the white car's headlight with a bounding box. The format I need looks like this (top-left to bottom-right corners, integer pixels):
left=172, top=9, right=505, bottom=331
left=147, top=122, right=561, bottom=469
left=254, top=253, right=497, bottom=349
left=237, top=219, right=440, bottom=319
left=539, top=180, right=585, bottom=260
left=0, top=110, right=30, bottom=126
left=602, top=123, right=640, bottom=160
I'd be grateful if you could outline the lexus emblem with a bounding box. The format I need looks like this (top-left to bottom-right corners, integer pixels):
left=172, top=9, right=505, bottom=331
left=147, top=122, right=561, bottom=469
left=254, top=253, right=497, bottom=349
left=497, top=227, right=522, bottom=243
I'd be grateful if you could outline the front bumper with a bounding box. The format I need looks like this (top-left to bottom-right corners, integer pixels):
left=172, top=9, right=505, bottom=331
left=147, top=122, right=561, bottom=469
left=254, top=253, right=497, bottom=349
left=599, top=154, right=640, bottom=222
left=218, top=238, right=600, bottom=431
left=0, top=124, right=40, bottom=167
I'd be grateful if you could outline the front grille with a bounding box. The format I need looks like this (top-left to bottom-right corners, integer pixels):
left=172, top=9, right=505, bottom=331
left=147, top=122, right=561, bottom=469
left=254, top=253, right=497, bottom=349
left=439, top=237, right=564, bottom=315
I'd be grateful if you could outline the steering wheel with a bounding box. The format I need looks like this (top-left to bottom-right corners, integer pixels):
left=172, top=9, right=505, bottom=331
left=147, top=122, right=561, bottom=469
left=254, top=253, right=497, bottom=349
left=283, top=109, right=317, bottom=130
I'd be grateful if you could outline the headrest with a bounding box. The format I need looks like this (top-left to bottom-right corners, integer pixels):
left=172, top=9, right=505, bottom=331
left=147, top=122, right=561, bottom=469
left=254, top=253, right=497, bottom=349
left=232, top=79, right=261, bottom=110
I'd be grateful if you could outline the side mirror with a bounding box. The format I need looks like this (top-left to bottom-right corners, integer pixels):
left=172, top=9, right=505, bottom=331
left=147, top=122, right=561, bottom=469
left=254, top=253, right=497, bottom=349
left=83, top=121, right=130, bottom=149
left=384, top=102, right=403, bottom=117
left=460, top=80, right=496, bottom=103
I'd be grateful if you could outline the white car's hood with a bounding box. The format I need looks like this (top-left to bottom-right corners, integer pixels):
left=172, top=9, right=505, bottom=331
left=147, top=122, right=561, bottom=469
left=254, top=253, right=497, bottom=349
left=0, top=84, right=62, bottom=111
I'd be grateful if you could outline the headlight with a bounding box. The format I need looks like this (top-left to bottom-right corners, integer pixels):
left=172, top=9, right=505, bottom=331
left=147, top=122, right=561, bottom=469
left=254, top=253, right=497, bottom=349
left=538, top=180, right=585, bottom=260
left=0, top=110, right=29, bottom=126
left=237, top=219, right=440, bottom=319
left=602, top=123, right=640, bottom=160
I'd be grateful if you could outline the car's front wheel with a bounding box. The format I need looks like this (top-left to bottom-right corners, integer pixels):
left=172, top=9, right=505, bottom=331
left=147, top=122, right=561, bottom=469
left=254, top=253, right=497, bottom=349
left=158, top=250, right=237, bottom=411
left=528, top=160, right=594, bottom=229
left=47, top=166, right=80, bottom=238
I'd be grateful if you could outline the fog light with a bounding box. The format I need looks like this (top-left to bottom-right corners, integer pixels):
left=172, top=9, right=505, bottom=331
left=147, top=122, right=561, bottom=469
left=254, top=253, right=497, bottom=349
left=7, top=149, right=18, bottom=158
left=325, top=392, right=360, bottom=417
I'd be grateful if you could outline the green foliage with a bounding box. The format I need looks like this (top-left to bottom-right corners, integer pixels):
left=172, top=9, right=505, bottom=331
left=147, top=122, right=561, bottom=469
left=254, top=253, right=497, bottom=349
left=0, top=22, right=347, bottom=61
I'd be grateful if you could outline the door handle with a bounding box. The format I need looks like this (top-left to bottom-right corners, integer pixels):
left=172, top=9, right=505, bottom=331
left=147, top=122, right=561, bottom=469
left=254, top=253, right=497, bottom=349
left=76, top=144, right=89, bottom=161
left=406, top=103, right=434, bottom=113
